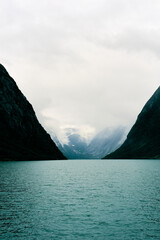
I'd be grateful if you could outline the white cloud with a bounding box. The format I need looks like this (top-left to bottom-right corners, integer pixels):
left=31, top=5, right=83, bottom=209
left=0, top=0, right=159, bottom=141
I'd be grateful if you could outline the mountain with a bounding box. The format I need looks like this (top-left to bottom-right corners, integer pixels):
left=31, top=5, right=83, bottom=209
left=52, top=128, right=90, bottom=159
left=105, top=87, right=160, bottom=159
left=0, top=64, right=66, bottom=160
left=52, top=127, right=126, bottom=159
left=87, top=127, right=126, bottom=159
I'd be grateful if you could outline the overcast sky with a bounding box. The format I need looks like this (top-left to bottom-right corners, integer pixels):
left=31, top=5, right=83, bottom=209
left=1, top=0, right=159, bottom=141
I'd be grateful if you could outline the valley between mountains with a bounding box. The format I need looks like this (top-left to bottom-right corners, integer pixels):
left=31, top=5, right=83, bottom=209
left=0, top=64, right=160, bottom=160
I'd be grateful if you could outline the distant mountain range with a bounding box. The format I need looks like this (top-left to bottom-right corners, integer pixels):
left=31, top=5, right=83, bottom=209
left=0, top=64, right=66, bottom=160
left=52, top=127, right=126, bottom=159
left=105, top=86, right=160, bottom=159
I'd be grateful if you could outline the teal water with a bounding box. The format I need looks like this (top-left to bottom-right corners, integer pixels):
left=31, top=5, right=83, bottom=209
left=0, top=160, right=160, bottom=240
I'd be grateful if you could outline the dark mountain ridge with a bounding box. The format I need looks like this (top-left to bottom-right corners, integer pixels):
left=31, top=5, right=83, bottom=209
left=0, top=64, right=66, bottom=160
left=105, top=86, right=160, bottom=159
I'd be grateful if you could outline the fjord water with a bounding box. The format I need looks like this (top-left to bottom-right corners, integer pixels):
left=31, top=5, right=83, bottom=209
left=0, top=160, right=160, bottom=240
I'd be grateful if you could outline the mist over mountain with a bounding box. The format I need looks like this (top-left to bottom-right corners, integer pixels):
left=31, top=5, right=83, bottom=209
left=105, top=86, right=160, bottom=159
left=52, top=127, right=126, bottom=159
left=0, top=64, right=66, bottom=160
left=52, top=128, right=89, bottom=159
left=87, top=127, right=126, bottom=159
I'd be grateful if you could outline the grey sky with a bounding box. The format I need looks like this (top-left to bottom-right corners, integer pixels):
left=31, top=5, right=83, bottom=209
left=1, top=0, right=159, bottom=141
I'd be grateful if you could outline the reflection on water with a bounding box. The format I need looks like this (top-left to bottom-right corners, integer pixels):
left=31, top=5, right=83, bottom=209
left=0, top=160, right=160, bottom=239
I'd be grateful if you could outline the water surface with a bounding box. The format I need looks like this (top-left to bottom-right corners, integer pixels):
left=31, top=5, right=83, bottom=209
left=0, top=160, right=160, bottom=239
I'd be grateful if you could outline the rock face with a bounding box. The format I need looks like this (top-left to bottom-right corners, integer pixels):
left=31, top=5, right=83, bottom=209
left=105, top=87, right=160, bottom=159
left=0, top=64, right=66, bottom=160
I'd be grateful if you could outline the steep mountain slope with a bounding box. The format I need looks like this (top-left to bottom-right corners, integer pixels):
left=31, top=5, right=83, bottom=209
left=0, top=64, right=66, bottom=160
left=105, top=87, right=160, bottom=159
left=52, top=127, right=126, bottom=159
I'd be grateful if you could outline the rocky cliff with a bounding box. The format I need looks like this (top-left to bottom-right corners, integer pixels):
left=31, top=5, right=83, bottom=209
left=0, top=64, right=66, bottom=160
left=105, top=87, right=160, bottom=159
